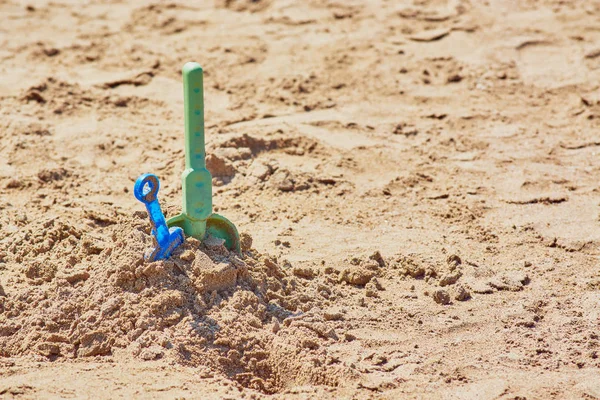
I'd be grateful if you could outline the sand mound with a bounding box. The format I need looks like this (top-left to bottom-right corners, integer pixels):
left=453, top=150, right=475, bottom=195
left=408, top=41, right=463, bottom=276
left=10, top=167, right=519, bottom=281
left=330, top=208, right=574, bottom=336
left=0, top=213, right=354, bottom=393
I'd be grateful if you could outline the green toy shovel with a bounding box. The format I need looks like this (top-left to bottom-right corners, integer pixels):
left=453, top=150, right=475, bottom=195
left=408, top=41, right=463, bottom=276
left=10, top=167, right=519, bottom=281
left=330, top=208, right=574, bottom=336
left=167, top=62, right=241, bottom=254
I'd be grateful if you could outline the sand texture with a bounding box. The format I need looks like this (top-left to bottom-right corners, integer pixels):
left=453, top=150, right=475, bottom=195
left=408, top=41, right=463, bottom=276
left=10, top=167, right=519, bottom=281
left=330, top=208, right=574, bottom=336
left=1, top=0, right=600, bottom=398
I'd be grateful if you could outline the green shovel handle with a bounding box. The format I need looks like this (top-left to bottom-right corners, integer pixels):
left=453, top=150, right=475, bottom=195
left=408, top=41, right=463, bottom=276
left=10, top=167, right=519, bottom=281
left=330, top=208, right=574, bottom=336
left=183, top=62, right=206, bottom=170
left=181, top=62, right=212, bottom=221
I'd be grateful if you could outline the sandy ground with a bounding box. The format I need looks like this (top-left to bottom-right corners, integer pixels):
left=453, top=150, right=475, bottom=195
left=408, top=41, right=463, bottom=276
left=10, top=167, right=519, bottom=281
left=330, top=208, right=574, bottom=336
left=1, top=0, right=600, bottom=398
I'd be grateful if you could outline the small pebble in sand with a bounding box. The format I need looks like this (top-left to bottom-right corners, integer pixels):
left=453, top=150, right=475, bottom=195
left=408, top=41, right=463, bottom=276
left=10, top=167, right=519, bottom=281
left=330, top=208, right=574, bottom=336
left=344, top=332, right=357, bottom=342
left=339, top=266, right=376, bottom=286
left=453, top=284, right=471, bottom=301
left=293, top=266, right=315, bottom=279
left=324, top=310, right=344, bottom=321
left=365, top=278, right=383, bottom=298
left=446, top=254, right=462, bottom=269
left=240, top=232, right=253, bottom=252
left=179, top=250, right=195, bottom=262
left=432, top=289, right=451, bottom=305
left=439, top=271, right=462, bottom=287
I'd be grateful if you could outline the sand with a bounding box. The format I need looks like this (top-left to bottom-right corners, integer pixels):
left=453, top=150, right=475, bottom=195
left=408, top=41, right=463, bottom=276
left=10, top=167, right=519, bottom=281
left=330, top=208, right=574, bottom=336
left=1, top=0, right=600, bottom=398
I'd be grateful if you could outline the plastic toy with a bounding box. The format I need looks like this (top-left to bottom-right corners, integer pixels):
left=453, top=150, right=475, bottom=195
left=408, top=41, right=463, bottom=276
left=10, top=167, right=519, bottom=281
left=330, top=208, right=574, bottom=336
left=166, top=62, right=241, bottom=254
left=134, top=173, right=185, bottom=261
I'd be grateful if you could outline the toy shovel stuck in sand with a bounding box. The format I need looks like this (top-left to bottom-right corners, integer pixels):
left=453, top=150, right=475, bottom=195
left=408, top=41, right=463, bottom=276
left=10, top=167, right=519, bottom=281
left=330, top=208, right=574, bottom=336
left=167, top=62, right=241, bottom=254
left=134, top=173, right=185, bottom=261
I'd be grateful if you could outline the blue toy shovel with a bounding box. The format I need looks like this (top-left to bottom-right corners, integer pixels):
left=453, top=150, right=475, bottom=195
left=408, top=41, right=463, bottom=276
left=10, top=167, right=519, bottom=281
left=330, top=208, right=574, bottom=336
left=134, top=173, right=184, bottom=261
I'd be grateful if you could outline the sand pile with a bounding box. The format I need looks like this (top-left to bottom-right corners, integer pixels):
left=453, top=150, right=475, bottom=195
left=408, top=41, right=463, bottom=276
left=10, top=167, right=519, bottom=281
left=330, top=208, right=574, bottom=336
left=0, top=213, right=355, bottom=393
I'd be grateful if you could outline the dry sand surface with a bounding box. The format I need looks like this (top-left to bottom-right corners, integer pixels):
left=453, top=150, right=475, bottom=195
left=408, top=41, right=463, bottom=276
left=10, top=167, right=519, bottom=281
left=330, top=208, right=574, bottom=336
left=1, top=0, right=600, bottom=398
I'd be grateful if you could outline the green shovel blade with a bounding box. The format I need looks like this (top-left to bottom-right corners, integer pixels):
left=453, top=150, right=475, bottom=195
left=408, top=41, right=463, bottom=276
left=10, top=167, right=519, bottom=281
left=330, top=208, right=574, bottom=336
left=206, top=213, right=241, bottom=253
left=167, top=62, right=241, bottom=254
